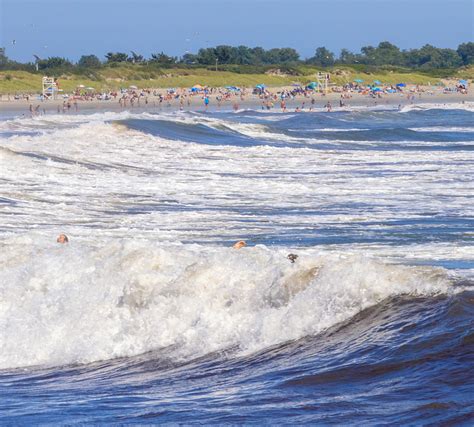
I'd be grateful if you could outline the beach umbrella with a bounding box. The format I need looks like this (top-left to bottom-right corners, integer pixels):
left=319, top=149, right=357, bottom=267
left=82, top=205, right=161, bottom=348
left=129, top=85, right=138, bottom=89
left=459, top=79, right=468, bottom=85
left=354, top=78, right=364, bottom=83
left=373, top=80, right=382, bottom=85
left=86, top=87, right=95, bottom=91
left=307, top=82, right=318, bottom=89
left=396, top=83, right=406, bottom=87
left=372, top=87, right=382, bottom=92
left=78, top=84, right=85, bottom=88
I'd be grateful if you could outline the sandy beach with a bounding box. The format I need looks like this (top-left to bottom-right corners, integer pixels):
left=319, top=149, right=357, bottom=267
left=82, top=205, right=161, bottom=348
left=0, top=86, right=472, bottom=117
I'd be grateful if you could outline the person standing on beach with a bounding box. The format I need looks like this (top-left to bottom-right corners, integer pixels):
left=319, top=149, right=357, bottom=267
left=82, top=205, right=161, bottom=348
left=204, top=96, right=210, bottom=109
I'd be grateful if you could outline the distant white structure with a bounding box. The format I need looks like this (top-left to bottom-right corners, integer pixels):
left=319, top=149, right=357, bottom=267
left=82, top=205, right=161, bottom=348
left=316, top=72, right=330, bottom=94
left=42, top=77, right=58, bottom=99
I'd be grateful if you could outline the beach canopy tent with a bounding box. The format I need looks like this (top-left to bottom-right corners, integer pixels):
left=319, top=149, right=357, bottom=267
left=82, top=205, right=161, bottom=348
left=373, top=80, right=382, bottom=85
left=354, top=79, right=364, bottom=83
left=307, top=82, right=318, bottom=89
left=396, top=83, right=406, bottom=87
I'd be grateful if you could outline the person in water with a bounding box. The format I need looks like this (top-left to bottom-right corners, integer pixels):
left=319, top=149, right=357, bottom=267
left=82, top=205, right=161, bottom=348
left=233, top=240, right=246, bottom=249
left=57, top=233, right=69, bottom=244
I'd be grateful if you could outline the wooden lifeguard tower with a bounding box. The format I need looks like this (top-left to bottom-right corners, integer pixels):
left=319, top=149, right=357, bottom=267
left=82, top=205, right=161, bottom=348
left=42, top=77, right=58, bottom=99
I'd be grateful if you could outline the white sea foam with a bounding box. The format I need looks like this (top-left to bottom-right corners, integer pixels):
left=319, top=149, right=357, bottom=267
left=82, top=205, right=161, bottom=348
left=399, top=102, right=474, bottom=113
left=409, top=126, right=474, bottom=133
left=0, top=113, right=472, bottom=243
left=0, top=110, right=472, bottom=368
left=0, top=238, right=453, bottom=369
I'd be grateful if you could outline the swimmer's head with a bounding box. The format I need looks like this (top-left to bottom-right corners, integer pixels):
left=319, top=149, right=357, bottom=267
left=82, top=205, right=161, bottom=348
left=287, top=253, right=298, bottom=263
left=232, top=240, right=246, bottom=249
left=57, top=233, right=69, bottom=244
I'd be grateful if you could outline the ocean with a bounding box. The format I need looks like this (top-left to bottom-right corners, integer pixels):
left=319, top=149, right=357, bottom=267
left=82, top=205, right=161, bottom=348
left=0, top=103, right=473, bottom=424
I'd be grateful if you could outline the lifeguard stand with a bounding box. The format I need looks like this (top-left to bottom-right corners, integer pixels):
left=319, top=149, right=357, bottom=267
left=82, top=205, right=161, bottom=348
left=42, top=77, right=58, bottom=99
left=316, top=72, right=330, bottom=94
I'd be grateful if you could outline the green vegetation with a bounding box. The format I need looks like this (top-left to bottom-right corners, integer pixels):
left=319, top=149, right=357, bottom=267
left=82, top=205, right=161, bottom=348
left=0, top=41, right=473, bottom=94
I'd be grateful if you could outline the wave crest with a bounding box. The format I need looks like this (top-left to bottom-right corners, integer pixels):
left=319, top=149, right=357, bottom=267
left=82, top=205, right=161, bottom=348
left=0, top=237, right=453, bottom=369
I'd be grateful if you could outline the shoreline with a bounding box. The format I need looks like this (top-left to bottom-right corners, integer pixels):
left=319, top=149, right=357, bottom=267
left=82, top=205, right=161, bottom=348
left=0, top=89, right=472, bottom=118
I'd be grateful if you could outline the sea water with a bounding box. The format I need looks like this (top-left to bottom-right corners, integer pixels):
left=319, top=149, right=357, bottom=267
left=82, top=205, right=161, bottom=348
left=0, top=103, right=473, bottom=424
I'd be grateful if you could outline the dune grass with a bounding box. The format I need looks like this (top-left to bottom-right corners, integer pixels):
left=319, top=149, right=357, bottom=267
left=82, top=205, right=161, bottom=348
left=1, top=64, right=472, bottom=94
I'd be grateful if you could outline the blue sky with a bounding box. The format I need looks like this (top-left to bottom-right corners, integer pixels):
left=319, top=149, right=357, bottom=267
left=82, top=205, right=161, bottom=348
left=1, top=0, right=473, bottom=62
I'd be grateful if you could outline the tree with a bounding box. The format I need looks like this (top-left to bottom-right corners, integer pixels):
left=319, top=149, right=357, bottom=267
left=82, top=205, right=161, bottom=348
left=373, top=41, right=402, bottom=65
left=77, top=54, right=101, bottom=68
left=309, top=47, right=335, bottom=66
left=180, top=52, right=198, bottom=65
left=235, top=45, right=255, bottom=65
left=274, top=48, right=300, bottom=63
left=128, top=51, right=145, bottom=63
left=338, top=48, right=356, bottom=64
left=457, top=42, right=474, bottom=65
left=105, top=52, right=129, bottom=63
left=214, top=45, right=235, bottom=64
left=404, top=44, right=462, bottom=68
left=38, top=56, right=73, bottom=70
left=0, top=48, right=7, bottom=67
left=196, top=47, right=217, bottom=65
left=150, top=52, right=177, bottom=65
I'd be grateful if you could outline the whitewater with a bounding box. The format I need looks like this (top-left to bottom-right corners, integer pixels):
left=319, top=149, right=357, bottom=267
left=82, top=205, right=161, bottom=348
left=0, top=104, right=473, bottom=424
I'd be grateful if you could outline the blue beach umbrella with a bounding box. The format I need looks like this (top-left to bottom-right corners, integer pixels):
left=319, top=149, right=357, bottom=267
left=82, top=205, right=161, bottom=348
left=354, top=78, right=364, bottom=83
left=459, top=79, right=468, bottom=85
left=373, top=80, right=382, bottom=85
left=396, top=83, right=406, bottom=87
left=307, top=82, right=318, bottom=89
left=372, top=87, right=382, bottom=92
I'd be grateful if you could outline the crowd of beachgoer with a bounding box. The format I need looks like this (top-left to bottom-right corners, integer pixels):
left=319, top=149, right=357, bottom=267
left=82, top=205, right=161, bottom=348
left=1, top=79, right=469, bottom=117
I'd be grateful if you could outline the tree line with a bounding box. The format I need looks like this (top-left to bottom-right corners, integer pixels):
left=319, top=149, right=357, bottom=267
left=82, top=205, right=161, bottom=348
left=1, top=41, right=473, bottom=72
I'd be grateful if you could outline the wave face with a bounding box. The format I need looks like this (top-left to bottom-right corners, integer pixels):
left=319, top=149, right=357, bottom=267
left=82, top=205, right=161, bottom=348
left=1, top=105, right=473, bottom=424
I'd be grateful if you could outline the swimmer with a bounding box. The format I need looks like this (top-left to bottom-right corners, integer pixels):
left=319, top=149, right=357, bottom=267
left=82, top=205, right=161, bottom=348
left=233, top=240, right=246, bottom=249
left=57, top=233, right=69, bottom=244
left=287, top=254, right=298, bottom=263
